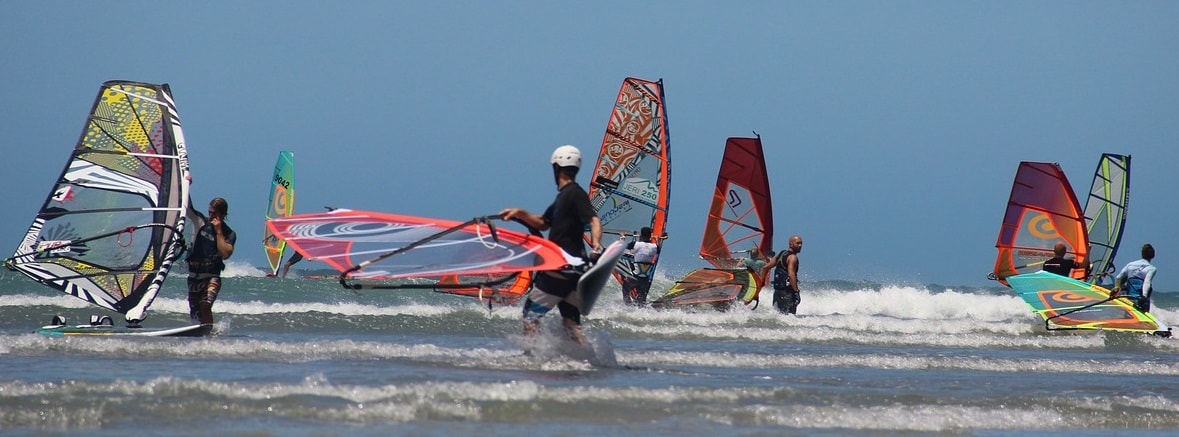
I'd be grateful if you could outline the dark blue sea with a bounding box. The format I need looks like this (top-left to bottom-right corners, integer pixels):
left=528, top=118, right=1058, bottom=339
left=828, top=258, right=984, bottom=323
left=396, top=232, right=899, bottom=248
left=2, top=261, right=1178, bottom=435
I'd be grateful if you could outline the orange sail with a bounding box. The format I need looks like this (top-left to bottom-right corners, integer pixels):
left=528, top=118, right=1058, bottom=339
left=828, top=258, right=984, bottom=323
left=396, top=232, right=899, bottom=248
left=587, top=77, right=671, bottom=288
left=434, top=271, right=532, bottom=306
left=992, top=162, right=1089, bottom=286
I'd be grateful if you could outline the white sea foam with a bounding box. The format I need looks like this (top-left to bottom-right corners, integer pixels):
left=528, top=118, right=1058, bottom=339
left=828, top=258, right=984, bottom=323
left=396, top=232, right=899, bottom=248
left=4, top=374, right=1178, bottom=431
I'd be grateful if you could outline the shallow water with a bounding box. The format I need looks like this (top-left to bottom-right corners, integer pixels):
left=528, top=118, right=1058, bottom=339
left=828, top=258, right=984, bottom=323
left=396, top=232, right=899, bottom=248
left=2, top=265, right=1178, bottom=435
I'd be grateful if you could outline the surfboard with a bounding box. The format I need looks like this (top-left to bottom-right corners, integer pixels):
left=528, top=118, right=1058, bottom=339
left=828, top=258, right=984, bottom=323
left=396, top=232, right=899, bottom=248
left=577, top=240, right=626, bottom=316
left=38, top=323, right=210, bottom=337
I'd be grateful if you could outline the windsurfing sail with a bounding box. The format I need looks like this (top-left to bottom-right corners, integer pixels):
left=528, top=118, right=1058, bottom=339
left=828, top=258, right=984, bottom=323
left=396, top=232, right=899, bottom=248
left=263, top=150, right=295, bottom=276
left=4, top=81, right=191, bottom=324
left=434, top=271, right=532, bottom=306
left=1006, top=271, right=1170, bottom=336
left=654, top=135, right=774, bottom=310
left=1082, top=153, right=1130, bottom=285
left=587, top=77, right=672, bottom=289
left=991, top=162, right=1089, bottom=287
left=265, top=209, right=569, bottom=289
left=650, top=268, right=758, bottom=311
left=433, top=223, right=548, bottom=305
left=700, top=136, right=774, bottom=269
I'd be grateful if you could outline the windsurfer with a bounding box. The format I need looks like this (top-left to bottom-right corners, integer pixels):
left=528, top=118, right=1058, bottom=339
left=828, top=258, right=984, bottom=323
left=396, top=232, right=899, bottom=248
left=622, top=227, right=664, bottom=306
left=763, top=235, right=803, bottom=315
left=280, top=252, right=304, bottom=278
left=186, top=197, right=236, bottom=326
left=501, top=145, right=603, bottom=344
left=1111, top=244, right=1157, bottom=312
left=742, top=247, right=774, bottom=289
left=1042, top=242, right=1090, bottom=278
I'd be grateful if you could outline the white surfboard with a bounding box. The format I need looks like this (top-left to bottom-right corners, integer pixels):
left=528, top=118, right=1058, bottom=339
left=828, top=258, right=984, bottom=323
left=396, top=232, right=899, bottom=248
left=577, top=240, right=626, bottom=316
left=38, top=323, right=211, bottom=337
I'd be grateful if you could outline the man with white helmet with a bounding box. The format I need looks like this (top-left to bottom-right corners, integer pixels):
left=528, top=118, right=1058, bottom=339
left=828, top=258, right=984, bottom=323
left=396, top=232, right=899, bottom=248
left=501, top=145, right=603, bottom=344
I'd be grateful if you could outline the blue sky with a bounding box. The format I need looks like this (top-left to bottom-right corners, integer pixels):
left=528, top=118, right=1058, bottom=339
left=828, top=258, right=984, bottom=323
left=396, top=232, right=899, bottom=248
left=2, top=1, right=1176, bottom=289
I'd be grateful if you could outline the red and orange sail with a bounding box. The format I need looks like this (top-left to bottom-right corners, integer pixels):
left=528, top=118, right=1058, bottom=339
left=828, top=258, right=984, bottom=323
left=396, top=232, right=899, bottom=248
left=652, top=135, right=773, bottom=310
left=266, top=209, right=568, bottom=287
left=992, top=162, right=1089, bottom=286
left=700, top=136, right=774, bottom=269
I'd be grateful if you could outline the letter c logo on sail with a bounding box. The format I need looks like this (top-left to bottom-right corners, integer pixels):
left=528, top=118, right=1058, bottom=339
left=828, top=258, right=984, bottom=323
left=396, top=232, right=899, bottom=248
left=1027, top=213, right=1059, bottom=239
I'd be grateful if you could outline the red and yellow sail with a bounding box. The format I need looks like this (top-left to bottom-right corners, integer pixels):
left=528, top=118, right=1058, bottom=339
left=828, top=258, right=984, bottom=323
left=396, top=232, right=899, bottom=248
left=992, top=162, right=1089, bottom=286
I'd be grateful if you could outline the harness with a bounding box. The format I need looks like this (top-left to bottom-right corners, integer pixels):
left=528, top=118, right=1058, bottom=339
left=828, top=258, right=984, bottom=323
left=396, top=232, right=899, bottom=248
left=187, top=258, right=225, bottom=274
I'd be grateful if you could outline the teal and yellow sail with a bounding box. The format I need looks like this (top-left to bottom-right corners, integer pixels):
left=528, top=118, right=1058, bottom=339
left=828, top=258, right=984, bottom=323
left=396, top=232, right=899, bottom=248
left=1007, top=271, right=1169, bottom=336
left=263, top=151, right=295, bottom=276
left=1082, top=153, right=1129, bottom=285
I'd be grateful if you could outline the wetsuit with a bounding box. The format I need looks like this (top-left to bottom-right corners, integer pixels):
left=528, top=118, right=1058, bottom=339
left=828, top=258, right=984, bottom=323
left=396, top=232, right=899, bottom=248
left=1115, top=259, right=1157, bottom=312
left=1042, top=256, right=1082, bottom=277
left=771, top=252, right=800, bottom=314
left=186, top=210, right=236, bottom=324
left=622, top=240, right=658, bottom=305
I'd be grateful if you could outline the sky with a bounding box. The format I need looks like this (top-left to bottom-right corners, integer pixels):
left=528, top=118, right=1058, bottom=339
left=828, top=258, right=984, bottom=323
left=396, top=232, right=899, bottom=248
left=2, top=1, right=1176, bottom=289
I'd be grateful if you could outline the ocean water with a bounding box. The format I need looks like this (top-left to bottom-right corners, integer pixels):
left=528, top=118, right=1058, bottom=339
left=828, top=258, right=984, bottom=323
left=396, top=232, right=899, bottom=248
left=2, top=261, right=1178, bottom=436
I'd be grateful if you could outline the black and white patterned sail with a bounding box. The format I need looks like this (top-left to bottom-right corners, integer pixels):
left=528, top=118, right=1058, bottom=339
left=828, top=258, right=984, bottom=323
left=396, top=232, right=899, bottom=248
left=6, top=81, right=191, bottom=323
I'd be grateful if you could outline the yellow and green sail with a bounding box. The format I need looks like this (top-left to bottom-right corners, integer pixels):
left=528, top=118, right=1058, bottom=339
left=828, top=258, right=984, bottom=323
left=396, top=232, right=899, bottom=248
left=1082, top=153, right=1130, bottom=285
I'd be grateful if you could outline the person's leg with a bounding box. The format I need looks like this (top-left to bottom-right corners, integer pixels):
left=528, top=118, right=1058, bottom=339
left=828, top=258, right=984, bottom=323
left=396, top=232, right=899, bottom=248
left=636, top=277, right=652, bottom=306
left=556, top=301, right=584, bottom=344
left=621, top=278, right=635, bottom=305
left=786, top=290, right=800, bottom=315
left=196, top=277, right=221, bottom=324
left=772, top=289, right=789, bottom=314
left=187, top=277, right=203, bottom=322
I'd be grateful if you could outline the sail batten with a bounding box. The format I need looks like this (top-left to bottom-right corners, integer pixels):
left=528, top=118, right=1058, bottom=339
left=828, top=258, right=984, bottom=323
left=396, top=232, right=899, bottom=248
left=5, top=81, right=191, bottom=323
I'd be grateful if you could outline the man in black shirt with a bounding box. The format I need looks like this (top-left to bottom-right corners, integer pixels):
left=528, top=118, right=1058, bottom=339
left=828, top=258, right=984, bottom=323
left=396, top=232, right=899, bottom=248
left=1042, top=242, right=1089, bottom=278
left=501, top=145, right=602, bottom=344
left=186, top=197, right=236, bottom=327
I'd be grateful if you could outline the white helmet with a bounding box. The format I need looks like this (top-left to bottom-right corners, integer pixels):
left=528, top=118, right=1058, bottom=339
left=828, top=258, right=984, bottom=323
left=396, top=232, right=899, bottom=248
left=550, top=145, right=582, bottom=169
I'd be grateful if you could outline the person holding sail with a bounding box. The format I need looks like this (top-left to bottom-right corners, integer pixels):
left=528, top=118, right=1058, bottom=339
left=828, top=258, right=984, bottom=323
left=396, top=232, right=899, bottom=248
left=1041, top=242, right=1090, bottom=278
left=501, top=145, right=603, bottom=345
left=622, top=226, right=664, bottom=306
left=279, top=252, right=303, bottom=278
left=186, top=197, right=236, bottom=327
left=742, top=247, right=773, bottom=287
